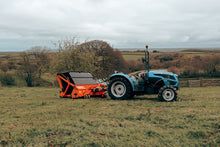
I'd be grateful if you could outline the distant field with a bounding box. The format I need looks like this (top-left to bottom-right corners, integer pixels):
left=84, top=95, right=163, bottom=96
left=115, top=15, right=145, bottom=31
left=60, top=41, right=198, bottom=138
left=121, top=49, right=220, bottom=61
left=0, top=52, right=20, bottom=58
left=0, top=87, right=219, bottom=146
left=0, top=49, right=220, bottom=62
left=121, top=51, right=145, bottom=60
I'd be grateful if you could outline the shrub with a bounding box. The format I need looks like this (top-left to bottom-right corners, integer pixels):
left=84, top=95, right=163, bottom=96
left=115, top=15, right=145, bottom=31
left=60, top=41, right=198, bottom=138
left=0, top=62, right=9, bottom=72
left=0, top=72, right=15, bottom=86
left=127, top=60, right=145, bottom=72
left=33, top=78, right=53, bottom=87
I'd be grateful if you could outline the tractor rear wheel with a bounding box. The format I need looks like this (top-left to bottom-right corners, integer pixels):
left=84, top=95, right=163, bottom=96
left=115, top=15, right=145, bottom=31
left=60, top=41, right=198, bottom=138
left=158, top=85, right=177, bottom=102
left=108, top=77, right=133, bottom=100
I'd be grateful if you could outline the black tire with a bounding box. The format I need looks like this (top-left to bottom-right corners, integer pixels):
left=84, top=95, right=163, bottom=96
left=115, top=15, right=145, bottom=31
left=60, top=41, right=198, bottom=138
left=108, top=77, right=133, bottom=100
left=158, top=85, right=177, bottom=102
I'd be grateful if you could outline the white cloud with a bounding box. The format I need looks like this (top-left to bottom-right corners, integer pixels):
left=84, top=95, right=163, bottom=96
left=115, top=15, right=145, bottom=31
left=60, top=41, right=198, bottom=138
left=0, top=0, right=220, bottom=51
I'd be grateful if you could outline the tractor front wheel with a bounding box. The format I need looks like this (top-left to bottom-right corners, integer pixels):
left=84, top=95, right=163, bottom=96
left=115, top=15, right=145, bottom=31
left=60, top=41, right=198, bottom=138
left=108, top=77, right=133, bottom=100
left=158, top=86, right=177, bottom=102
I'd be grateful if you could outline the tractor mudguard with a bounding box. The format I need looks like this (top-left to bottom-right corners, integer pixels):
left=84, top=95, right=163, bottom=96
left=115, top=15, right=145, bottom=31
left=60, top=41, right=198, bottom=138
left=108, top=73, right=135, bottom=91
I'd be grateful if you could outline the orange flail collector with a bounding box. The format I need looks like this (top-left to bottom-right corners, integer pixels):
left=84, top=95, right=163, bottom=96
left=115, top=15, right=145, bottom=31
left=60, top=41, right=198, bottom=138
left=57, top=72, right=107, bottom=99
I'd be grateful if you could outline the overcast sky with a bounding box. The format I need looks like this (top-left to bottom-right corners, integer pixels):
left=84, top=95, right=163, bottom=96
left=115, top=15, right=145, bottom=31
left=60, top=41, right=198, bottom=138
left=0, top=0, right=220, bottom=51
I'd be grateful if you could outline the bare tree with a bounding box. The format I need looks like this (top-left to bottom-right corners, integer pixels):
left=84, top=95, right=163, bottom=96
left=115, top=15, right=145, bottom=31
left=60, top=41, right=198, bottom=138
left=201, top=55, right=220, bottom=77
left=50, top=38, right=97, bottom=74
left=51, top=39, right=128, bottom=79
left=17, top=47, right=51, bottom=87
left=18, top=52, right=37, bottom=86
left=28, top=46, right=51, bottom=78
left=79, top=40, right=128, bottom=78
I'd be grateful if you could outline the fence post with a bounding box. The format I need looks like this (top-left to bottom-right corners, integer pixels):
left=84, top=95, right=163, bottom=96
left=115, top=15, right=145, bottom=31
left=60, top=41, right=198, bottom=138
left=200, top=79, right=203, bottom=87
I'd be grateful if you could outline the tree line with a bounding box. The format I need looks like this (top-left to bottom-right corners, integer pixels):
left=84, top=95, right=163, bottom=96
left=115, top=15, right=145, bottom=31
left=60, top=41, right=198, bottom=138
left=0, top=39, right=220, bottom=87
left=0, top=39, right=128, bottom=86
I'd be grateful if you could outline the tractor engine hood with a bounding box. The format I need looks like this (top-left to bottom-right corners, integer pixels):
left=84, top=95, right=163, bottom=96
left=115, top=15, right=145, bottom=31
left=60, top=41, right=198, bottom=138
left=149, top=71, right=178, bottom=80
left=148, top=71, right=179, bottom=89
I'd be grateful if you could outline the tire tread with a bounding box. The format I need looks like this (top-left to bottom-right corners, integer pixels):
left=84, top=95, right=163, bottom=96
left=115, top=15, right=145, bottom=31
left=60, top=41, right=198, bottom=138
left=108, top=77, right=133, bottom=100
left=158, top=85, right=177, bottom=102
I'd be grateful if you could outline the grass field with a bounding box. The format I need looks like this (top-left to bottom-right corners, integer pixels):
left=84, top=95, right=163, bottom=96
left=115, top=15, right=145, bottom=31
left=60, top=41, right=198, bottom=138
left=0, top=87, right=219, bottom=146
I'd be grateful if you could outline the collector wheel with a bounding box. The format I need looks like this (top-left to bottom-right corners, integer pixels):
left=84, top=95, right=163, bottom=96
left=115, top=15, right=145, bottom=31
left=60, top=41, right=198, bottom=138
left=108, top=77, right=133, bottom=100
left=85, top=94, right=90, bottom=99
left=158, top=85, right=177, bottom=102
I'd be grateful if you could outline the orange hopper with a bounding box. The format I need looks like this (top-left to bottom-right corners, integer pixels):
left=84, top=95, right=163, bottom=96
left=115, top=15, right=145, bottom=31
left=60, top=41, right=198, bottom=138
left=57, top=72, right=107, bottom=98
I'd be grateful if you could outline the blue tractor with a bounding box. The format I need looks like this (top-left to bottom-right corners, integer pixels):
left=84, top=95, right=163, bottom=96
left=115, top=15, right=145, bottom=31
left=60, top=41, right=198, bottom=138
left=107, top=45, right=179, bottom=102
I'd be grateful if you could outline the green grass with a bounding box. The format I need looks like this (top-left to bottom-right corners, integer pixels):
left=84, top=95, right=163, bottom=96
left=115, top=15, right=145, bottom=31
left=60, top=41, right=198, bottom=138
left=121, top=51, right=145, bottom=60
left=121, top=50, right=220, bottom=61
left=0, top=87, right=219, bottom=146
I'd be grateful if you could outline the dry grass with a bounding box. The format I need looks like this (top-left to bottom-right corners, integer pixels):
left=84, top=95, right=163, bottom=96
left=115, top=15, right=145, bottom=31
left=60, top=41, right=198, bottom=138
left=0, top=86, right=219, bottom=146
